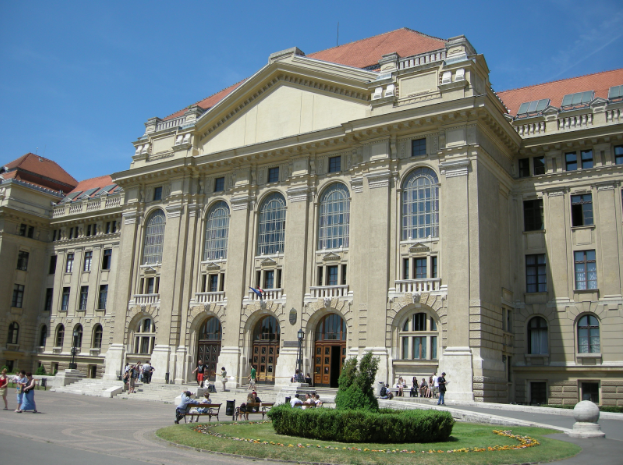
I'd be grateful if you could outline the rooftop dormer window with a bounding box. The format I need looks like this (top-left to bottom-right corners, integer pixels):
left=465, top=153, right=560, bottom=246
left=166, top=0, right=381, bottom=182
left=608, top=85, right=623, bottom=101
left=517, top=99, right=549, bottom=116
left=561, top=91, right=594, bottom=109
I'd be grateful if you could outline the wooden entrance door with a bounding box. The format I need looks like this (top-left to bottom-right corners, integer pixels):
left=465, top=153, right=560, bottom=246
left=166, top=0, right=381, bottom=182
left=197, top=341, right=220, bottom=381
left=252, top=341, right=280, bottom=383
left=313, top=313, right=347, bottom=387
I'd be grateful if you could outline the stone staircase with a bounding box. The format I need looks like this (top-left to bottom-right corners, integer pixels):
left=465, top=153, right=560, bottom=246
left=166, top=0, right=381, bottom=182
left=51, top=378, right=125, bottom=398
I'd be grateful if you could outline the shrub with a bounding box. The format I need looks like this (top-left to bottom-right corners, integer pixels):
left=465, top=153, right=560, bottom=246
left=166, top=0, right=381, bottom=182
left=335, top=351, right=379, bottom=411
left=35, top=365, right=46, bottom=376
left=268, top=405, right=454, bottom=443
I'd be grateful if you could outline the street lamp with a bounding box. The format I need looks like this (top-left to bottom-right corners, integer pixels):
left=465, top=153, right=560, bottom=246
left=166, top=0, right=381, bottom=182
left=297, top=328, right=304, bottom=382
left=69, top=329, right=79, bottom=369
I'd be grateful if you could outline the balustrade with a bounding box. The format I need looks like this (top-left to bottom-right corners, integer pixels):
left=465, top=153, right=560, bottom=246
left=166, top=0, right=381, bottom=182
left=248, top=288, right=283, bottom=301
left=606, top=108, right=621, bottom=123
left=156, top=116, right=185, bottom=131
left=557, top=113, right=592, bottom=130
left=195, top=291, right=226, bottom=303
left=87, top=200, right=101, bottom=211
left=309, top=285, right=349, bottom=298
left=133, top=293, right=160, bottom=305
left=399, top=50, right=446, bottom=70
left=394, top=279, right=441, bottom=293
left=69, top=203, right=84, bottom=214
left=515, top=121, right=546, bottom=136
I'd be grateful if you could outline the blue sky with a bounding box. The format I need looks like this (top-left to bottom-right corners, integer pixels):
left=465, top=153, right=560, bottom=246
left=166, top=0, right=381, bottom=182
left=1, top=0, right=622, bottom=182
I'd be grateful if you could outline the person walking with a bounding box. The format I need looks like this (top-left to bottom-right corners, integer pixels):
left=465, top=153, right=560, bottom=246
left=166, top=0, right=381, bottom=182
left=248, top=365, right=256, bottom=390
left=0, top=368, right=8, bottom=410
left=192, top=360, right=207, bottom=387
left=220, top=367, right=228, bottom=392
left=20, top=373, right=37, bottom=413
left=14, top=370, right=27, bottom=413
left=432, top=372, right=439, bottom=399
left=437, top=372, right=447, bottom=405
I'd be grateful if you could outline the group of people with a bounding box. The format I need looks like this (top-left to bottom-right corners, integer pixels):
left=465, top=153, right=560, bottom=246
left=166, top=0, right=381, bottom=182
left=289, top=393, right=322, bottom=408
left=123, top=361, right=154, bottom=393
left=379, top=372, right=447, bottom=405
left=290, top=369, right=313, bottom=385
left=0, top=368, right=37, bottom=413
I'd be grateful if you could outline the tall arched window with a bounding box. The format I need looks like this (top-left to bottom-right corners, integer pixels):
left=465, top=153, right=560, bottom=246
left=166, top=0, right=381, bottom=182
left=318, top=183, right=350, bottom=250
left=528, top=317, right=548, bottom=354
left=73, top=324, right=83, bottom=349
left=55, top=324, right=65, bottom=348
left=257, top=193, right=286, bottom=255
left=399, top=312, right=439, bottom=360
left=39, top=325, right=48, bottom=347
left=199, top=317, right=222, bottom=340
left=402, top=168, right=439, bottom=240
left=578, top=315, right=600, bottom=353
left=142, top=210, right=166, bottom=265
left=253, top=316, right=280, bottom=341
left=134, top=318, right=156, bottom=354
left=316, top=314, right=347, bottom=341
left=7, top=322, right=19, bottom=345
left=92, top=324, right=103, bottom=349
left=204, top=201, right=230, bottom=260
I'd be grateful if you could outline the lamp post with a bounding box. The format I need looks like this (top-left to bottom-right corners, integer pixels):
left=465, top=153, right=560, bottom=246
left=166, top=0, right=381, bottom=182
left=297, top=328, right=304, bottom=382
left=69, top=330, right=79, bottom=369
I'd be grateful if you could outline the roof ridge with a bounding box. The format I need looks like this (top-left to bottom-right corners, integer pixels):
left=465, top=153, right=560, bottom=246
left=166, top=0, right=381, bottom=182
left=498, top=67, right=623, bottom=94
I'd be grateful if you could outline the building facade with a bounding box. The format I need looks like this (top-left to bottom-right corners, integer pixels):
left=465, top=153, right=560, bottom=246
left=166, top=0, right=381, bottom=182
left=1, top=28, right=622, bottom=405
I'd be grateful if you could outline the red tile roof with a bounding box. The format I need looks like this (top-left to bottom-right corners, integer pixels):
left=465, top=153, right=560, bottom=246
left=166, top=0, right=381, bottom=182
left=68, top=175, right=114, bottom=195
left=163, top=28, right=445, bottom=120
left=497, top=68, right=623, bottom=116
left=308, top=28, right=446, bottom=69
left=1, top=153, right=78, bottom=193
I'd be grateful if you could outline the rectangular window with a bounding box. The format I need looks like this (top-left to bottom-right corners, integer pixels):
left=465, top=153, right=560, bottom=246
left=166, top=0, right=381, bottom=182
left=518, top=158, right=530, bottom=177
left=146, top=278, right=155, bottom=294
left=86, top=225, right=92, bottom=237
left=415, top=258, right=427, bottom=279
left=79, top=286, right=89, bottom=310
left=571, top=194, right=593, bottom=226
left=102, top=249, right=112, bottom=270
left=431, top=335, right=438, bottom=359
left=219, top=272, right=225, bottom=291
left=106, top=221, right=117, bottom=234
left=317, top=267, right=323, bottom=286
left=209, top=274, right=219, bottom=293
left=341, top=264, right=347, bottom=285
left=214, top=177, right=225, bottom=192
left=581, top=382, right=599, bottom=403
left=328, top=156, right=341, bottom=173
left=526, top=254, right=547, bottom=293
left=413, top=313, right=426, bottom=331
left=565, top=152, right=578, bottom=171
left=12, top=284, right=25, bottom=308
left=98, top=285, right=108, bottom=310
left=402, top=337, right=409, bottom=360
left=412, top=336, right=426, bottom=359
left=19, top=224, right=34, bottom=238
left=276, top=269, right=282, bottom=289
left=431, top=256, right=438, bottom=278
left=507, top=309, right=513, bottom=334
left=412, top=138, right=426, bottom=157
left=264, top=270, right=275, bottom=289
left=52, top=230, right=58, bottom=241
left=575, top=250, right=597, bottom=290
left=44, top=288, right=53, bottom=311
left=83, top=251, right=93, bottom=272
left=68, top=227, right=74, bottom=240
left=49, top=255, right=57, bottom=274
left=153, top=186, right=162, bottom=201
left=402, top=258, right=410, bottom=280
left=256, top=270, right=261, bottom=289
left=65, top=253, right=74, bottom=273
left=615, top=145, right=623, bottom=165
left=61, top=287, right=70, bottom=311
left=327, top=266, right=338, bottom=286
left=17, top=251, right=29, bottom=271
left=523, top=199, right=544, bottom=231
left=267, top=167, right=280, bottom=183
left=533, top=156, right=546, bottom=175
left=581, top=150, right=593, bottom=169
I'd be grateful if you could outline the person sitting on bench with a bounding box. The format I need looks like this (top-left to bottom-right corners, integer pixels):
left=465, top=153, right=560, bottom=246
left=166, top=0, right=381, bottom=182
left=174, top=391, right=198, bottom=424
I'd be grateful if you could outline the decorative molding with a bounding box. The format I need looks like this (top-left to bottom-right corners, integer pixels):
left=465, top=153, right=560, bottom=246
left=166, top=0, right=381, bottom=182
left=287, top=185, right=311, bottom=202
left=350, top=177, right=363, bottom=193
left=408, top=243, right=430, bottom=254
left=204, top=262, right=221, bottom=271
left=439, top=159, right=470, bottom=178
left=166, top=203, right=183, bottom=218
left=364, top=170, right=391, bottom=189
left=545, top=187, right=567, bottom=197
left=187, top=203, right=200, bottom=217
left=122, top=211, right=140, bottom=225
left=596, top=181, right=618, bottom=191
left=231, top=195, right=252, bottom=211
left=322, top=252, right=341, bottom=262
left=260, top=257, right=277, bottom=267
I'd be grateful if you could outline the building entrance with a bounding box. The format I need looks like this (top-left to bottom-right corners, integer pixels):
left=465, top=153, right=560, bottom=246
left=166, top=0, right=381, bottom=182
left=251, top=316, right=280, bottom=384
left=196, top=317, right=222, bottom=382
left=313, top=314, right=346, bottom=387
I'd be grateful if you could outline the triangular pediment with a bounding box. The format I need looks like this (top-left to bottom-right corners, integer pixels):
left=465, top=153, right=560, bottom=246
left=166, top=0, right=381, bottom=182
left=322, top=252, right=341, bottom=262
left=408, top=243, right=430, bottom=254
left=203, top=262, right=221, bottom=271
left=260, top=257, right=277, bottom=267
left=196, top=60, right=375, bottom=155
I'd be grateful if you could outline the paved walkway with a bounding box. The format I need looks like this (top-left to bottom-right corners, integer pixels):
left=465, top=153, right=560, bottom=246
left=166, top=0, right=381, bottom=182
left=1, top=389, right=622, bottom=464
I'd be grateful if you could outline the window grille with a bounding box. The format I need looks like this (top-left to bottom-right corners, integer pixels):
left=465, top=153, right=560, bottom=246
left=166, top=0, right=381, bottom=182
left=257, top=193, right=286, bottom=255
left=578, top=315, right=600, bottom=353
left=528, top=317, right=548, bottom=354
left=318, top=183, right=350, bottom=249
left=204, top=201, right=230, bottom=260
left=402, top=168, right=439, bottom=240
left=142, top=210, right=166, bottom=265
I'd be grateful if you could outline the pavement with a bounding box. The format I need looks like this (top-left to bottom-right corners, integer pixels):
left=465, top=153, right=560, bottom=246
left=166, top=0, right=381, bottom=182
left=1, top=389, right=622, bottom=465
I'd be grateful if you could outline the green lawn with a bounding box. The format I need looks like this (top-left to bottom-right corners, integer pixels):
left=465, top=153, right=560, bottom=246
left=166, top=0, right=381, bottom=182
left=157, top=420, right=580, bottom=465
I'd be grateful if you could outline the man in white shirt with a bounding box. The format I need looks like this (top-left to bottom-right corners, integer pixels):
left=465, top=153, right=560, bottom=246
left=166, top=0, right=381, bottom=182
left=290, top=394, right=303, bottom=408
left=432, top=373, right=439, bottom=399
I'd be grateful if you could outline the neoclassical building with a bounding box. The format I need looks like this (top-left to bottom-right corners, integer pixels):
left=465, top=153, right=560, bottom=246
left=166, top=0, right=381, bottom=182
left=1, top=28, right=622, bottom=406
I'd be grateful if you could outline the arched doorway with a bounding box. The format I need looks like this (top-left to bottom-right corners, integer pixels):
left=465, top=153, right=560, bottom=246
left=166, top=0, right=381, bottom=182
left=196, top=317, right=222, bottom=382
left=252, top=316, right=280, bottom=384
left=314, top=313, right=347, bottom=387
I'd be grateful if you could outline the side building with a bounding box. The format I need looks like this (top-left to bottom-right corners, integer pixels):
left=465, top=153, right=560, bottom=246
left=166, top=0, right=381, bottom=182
left=1, top=28, right=622, bottom=406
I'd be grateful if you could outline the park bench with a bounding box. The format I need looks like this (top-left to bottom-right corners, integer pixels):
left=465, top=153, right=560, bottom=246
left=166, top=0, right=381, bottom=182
left=234, top=402, right=274, bottom=420
left=183, top=403, right=222, bottom=423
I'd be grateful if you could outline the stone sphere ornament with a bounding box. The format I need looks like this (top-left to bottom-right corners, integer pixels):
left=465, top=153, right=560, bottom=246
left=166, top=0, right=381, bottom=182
left=567, top=400, right=605, bottom=438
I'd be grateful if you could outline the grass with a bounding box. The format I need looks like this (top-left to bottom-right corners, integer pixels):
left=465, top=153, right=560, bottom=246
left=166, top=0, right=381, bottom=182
left=157, top=420, right=580, bottom=465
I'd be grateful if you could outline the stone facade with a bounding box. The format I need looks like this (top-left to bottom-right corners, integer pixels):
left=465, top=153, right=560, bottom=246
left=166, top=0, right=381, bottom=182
left=1, top=29, right=622, bottom=405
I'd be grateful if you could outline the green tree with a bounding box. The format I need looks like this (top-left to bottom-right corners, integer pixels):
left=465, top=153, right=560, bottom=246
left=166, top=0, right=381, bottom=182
left=335, top=351, right=379, bottom=411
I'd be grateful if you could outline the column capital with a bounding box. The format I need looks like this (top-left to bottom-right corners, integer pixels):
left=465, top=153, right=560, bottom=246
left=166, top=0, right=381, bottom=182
left=439, top=159, right=470, bottom=178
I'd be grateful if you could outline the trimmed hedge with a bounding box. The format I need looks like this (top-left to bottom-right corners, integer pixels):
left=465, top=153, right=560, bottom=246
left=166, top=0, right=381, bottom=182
left=267, top=405, right=454, bottom=443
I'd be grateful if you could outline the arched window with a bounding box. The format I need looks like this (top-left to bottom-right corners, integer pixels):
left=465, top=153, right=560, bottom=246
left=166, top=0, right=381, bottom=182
left=253, top=316, right=280, bottom=341
left=55, top=324, right=65, bottom=348
left=39, top=325, right=48, bottom=347
left=142, top=210, right=166, bottom=265
left=402, top=168, right=439, bottom=240
left=92, top=324, right=103, bottom=349
left=528, top=317, right=548, bottom=354
left=315, top=314, right=347, bottom=341
left=399, top=312, right=439, bottom=360
left=578, top=315, right=600, bottom=354
left=73, top=324, right=83, bottom=349
left=7, top=322, right=19, bottom=345
left=257, top=193, right=286, bottom=255
left=199, top=317, right=222, bottom=341
left=204, top=201, right=230, bottom=260
left=134, top=318, right=156, bottom=354
left=318, top=183, right=350, bottom=250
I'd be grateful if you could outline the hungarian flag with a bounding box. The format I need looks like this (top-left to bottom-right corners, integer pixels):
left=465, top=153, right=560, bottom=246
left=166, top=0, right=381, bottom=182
left=249, top=287, right=264, bottom=300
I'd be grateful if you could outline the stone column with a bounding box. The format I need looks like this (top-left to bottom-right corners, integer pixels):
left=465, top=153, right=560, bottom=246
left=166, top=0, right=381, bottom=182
left=595, top=182, right=621, bottom=298
left=438, top=158, right=474, bottom=401
left=544, top=188, right=571, bottom=299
